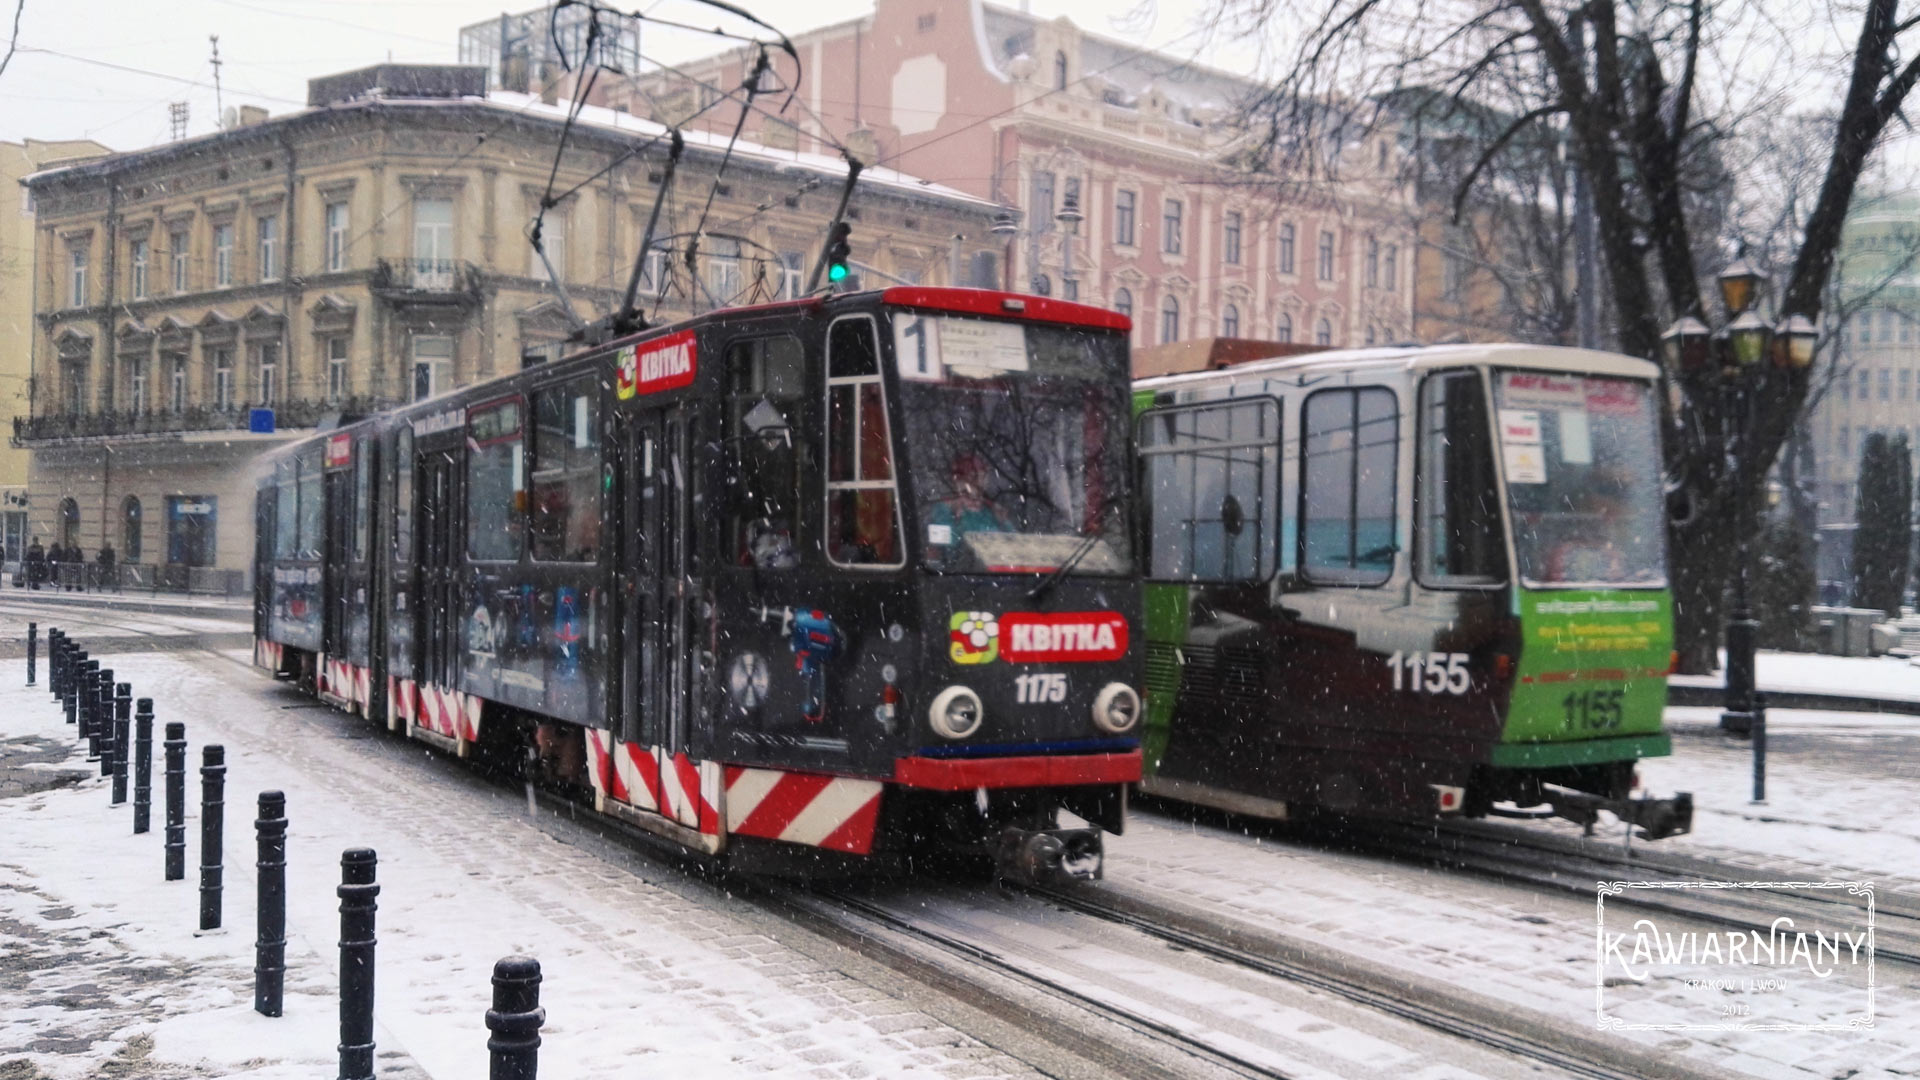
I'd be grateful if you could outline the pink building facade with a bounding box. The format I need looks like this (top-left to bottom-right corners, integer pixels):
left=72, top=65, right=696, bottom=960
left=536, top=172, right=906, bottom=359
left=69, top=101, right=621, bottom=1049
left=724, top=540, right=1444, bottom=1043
left=622, top=0, right=1415, bottom=349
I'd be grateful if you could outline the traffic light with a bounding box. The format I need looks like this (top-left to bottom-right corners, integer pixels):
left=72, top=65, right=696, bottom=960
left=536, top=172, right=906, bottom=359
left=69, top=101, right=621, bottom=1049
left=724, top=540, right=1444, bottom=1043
left=825, top=222, right=853, bottom=284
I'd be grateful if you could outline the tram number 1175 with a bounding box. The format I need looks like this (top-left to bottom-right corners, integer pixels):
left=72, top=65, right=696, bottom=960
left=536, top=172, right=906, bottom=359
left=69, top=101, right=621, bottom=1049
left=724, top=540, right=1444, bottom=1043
left=1387, top=652, right=1471, bottom=695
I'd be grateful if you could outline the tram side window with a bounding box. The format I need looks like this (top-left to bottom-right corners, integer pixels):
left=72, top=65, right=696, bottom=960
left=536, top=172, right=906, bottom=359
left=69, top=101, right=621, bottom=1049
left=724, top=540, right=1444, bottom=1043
left=273, top=458, right=298, bottom=559
left=1416, top=372, right=1505, bottom=585
left=530, top=377, right=601, bottom=562
left=726, top=334, right=804, bottom=570
left=296, top=453, right=324, bottom=560
left=352, top=442, right=371, bottom=563
left=826, top=316, right=904, bottom=567
left=467, top=399, right=526, bottom=562
left=393, top=428, right=413, bottom=564
left=1301, top=387, right=1398, bottom=585
left=1139, top=399, right=1279, bottom=581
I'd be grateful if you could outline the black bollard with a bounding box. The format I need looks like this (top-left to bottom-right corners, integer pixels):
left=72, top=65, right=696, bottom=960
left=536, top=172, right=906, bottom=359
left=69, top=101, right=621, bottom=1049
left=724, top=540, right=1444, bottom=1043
left=61, top=648, right=77, bottom=725
left=133, top=699, right=154, bottom=834
left=26, top=621, right=36, bottom=687
left=486, top=957, right=545, bottom=1080
left=49, top=631, right=63, bottom=697
left=82, top=661, right=100, bottom=755
left=337, top=848, right=379, bottom=1080
left=164, top=722, right=186, bottom=881
left=95, top=668, right=114, bottom=777
left=199, top=745, right=226, bottom=930
left=254, top=791, right=287, bottom=1017
left=111, top=684, right=131, bottom=805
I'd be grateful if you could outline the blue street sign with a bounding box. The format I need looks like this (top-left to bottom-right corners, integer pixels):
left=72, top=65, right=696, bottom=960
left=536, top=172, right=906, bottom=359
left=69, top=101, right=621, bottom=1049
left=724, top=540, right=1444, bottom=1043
left=249, top=408, right=275, bottom=434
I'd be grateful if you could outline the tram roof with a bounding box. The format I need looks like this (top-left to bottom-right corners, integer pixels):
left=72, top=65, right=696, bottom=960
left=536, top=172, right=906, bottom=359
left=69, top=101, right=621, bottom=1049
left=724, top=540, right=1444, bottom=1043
left=1135, top=342, right=1661, bottom=390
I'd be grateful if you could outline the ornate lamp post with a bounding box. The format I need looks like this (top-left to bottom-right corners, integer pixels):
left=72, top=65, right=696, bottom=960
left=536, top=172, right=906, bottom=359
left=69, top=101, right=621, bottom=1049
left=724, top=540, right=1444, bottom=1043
left=1056, top=188, right=1083, bottom=301
left=1661, top=256, right=1818, bottom=804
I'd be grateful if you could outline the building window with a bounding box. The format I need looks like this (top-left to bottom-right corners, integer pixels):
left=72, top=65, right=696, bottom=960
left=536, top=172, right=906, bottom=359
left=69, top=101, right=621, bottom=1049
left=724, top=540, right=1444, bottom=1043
left=1442, top=252, right=1466, bottom=300
left=1223, top=211, right=1242, bottom=265
left=212, top=346, right=234, bottom=411
left=1880, top=368, right=1892, bottom=401
left=1222, top=303, right=1240, bottom=337
left=63, top=364, right=85, bottom=417
left=1113, top=287, right=1132, bottom=320
left=640, top=246, right=670, bottom=296
left=1856, top=367, right=1870, bottom=400
left=1315, top=318, right=1333, bottom=346
left=130, top=238, right=149, bottom=299
left=917, top=12, right=936, bottom=31
left=69, top=247, right=88, bottom=308
left=1163, top=198, right=1183, bottom=255
left=1031, top=170, right=1055, bottom=227
left=213, top=223, right=233, bottom=286
left=1318, top=230, right=1335, bottom=280
left=170, top=229, right=190, bottom=293
left=1278, top=224, right=1295, bottom=275
left=257, top=214, right=279, bottom=281
left=1277, top=313, right=1293, bottom=343
left=1161, top=294, right=1180, bottom=344
left=1114, top=190, right=1136, bottom=246
left=412, top=334, right=452, bottom=401
left=325, top=201, right=349, bottom=272
left=1054, top=50, right=1068, bottom=91
left=779, top=251, right=805, bottom=300
left=122, top=496, right=143, bottom=562
left=129, top=359, right=148, bottom=414
left=1365, top=324, right=1376, bottom=346
left=326, top=336, right=350, bottom=402
left=59, top=497, right=79, bottom=549
left=1366, top=236, right=1379, bottom=286
left=530, top=209, right=567, bottom=281
left=1860, top=311, right=1873, bottom=345
left=169, top=354, right=187, bottom=413
left=253, top=340, right=280, bottom=404
left=412, top=197, right=455, bottom=289
left=1384, top=244, right=1398, bottom=291
left=704, top=234, right=741, bottom=303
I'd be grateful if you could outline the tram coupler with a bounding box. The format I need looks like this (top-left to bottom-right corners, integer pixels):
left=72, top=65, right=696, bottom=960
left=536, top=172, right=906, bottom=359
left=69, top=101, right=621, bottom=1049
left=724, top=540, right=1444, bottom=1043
left=995, top=825, right=1104, bottom=884
left=1544, top=786, right=1693, bottom=840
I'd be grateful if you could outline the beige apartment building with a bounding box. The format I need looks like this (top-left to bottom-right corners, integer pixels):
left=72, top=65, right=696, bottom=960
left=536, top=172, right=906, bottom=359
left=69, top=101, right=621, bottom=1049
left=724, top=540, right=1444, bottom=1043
left=19, top=63, right=1000, bottom=587
left=2, top=138, right=111, bottom=571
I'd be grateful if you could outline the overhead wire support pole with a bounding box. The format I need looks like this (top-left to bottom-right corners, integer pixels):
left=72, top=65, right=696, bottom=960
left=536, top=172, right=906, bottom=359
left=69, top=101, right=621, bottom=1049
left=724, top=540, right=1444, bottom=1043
left=616, top=129, right=684, bottom=333
left=807, top=156, right=865, bottom=294
left=683, top=48, right=771, bottom=314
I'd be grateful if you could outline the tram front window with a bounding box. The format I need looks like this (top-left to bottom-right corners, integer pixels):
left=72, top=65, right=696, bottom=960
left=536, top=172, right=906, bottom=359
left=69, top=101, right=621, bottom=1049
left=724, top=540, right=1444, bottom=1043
left=1493, top=370, right=1666, bottom=587
left=892, top=312, right=1132, bottom=575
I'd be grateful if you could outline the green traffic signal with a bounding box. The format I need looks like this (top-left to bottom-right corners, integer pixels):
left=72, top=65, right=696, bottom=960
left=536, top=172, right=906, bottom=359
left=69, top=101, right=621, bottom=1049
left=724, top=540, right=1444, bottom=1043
left=828, top=262, right=849, bottom=282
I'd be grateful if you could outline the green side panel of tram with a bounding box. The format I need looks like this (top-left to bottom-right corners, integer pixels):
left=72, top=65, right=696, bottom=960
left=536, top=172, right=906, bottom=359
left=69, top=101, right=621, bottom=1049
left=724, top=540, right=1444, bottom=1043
left=1498, top=588, right=1674, bottom=766
left=1140, top=583, right=1189, bottom=772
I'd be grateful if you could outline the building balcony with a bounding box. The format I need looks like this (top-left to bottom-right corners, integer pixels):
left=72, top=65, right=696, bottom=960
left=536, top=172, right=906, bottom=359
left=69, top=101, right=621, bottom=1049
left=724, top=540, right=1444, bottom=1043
left=13, top=396, right=391, bottom=446
left=372, top=257, right=482, bottom=306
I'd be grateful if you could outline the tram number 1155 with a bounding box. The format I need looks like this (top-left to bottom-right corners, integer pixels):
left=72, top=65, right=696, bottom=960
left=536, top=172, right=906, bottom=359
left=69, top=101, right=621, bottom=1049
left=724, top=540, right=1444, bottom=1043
left=1560, top=688, right=1624, bottom=731
left=1387, top=651, right=1471, bottom=695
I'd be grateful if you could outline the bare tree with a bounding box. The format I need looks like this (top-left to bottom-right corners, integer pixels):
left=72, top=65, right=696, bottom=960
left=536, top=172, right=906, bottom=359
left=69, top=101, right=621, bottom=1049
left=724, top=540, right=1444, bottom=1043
left=1203, top=0, right=1920, bottom=669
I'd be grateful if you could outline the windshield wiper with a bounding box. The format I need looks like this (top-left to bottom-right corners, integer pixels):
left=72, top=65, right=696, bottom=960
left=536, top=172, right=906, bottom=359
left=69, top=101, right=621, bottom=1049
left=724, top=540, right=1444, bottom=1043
left=1027, top=502, right=1116, bottom=604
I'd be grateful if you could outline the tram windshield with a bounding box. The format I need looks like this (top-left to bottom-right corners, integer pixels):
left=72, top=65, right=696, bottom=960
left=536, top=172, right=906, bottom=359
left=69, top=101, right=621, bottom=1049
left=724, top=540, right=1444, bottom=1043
left=1493, top=370, right=1667, bottom=588
left=890, top=312, right=1132, bottom=575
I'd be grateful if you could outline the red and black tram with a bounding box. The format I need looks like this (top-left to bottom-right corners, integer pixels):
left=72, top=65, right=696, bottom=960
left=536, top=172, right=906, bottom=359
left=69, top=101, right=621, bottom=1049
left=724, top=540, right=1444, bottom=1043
left=254, top=287, right=1142, bottom=879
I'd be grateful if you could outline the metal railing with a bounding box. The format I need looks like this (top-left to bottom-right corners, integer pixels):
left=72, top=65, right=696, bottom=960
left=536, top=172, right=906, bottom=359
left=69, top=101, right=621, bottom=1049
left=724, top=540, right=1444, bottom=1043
left=14, top=396, right=391, bottom=444
left=17, top=561, right=247, bottom=597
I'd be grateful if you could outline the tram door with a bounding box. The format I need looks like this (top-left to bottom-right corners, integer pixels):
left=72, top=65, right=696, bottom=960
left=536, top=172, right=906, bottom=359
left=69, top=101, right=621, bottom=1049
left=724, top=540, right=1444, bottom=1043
left=323, top=468, right=352, bottom=663
left=416, top=448, right=460, bottom=690
left=616, top=408, right=696, bottom=760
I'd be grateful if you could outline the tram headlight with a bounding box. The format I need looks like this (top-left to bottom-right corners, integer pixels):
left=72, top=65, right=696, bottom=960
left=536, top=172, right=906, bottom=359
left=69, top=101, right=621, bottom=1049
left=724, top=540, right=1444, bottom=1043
left=1092, top=683, right=1141, bottom=734
left=928, top=685, right=984, bottom=740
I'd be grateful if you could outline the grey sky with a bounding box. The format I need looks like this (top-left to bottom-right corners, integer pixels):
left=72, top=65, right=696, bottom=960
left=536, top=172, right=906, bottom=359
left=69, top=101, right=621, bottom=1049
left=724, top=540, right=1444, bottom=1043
left=0, top=0, right=1231, bottom=150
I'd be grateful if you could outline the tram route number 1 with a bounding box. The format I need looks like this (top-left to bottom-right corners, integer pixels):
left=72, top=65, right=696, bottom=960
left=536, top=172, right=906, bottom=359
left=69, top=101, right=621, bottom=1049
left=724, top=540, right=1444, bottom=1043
left=1387, top=652, right=1470, bottom=695
left=1560, top=688, right=1624, bottom=731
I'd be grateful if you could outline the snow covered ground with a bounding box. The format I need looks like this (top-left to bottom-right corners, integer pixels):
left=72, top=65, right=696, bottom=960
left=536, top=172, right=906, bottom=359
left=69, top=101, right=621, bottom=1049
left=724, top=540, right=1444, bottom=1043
left=1670, top=649, right=1920, bottom=703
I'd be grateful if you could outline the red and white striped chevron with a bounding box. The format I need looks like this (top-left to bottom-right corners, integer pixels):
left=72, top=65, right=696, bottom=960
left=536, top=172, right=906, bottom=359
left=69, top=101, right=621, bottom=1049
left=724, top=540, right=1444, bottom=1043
left=319, top=658, right=372, bottom=716
left=583, top=731, right=721, bottom=836
left=724, top=766, right=883, bottom=854
left=388, top=676, right=418, bottom=726
left=414, top=681, right=482, bottom=743
left=254, top=639, right=284, bottom=672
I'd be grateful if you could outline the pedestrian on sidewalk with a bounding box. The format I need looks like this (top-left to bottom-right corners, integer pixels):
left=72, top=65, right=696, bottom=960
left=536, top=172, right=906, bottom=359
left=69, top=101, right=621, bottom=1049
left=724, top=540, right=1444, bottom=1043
left=96, top=543, right=118, bottom=593
left=24, top=537, right=44, bottom=590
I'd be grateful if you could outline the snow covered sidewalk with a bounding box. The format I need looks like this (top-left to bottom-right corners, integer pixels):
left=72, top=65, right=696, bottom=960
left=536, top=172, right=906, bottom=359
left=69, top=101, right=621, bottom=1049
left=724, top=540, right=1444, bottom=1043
left=0, top=648, right=1043, bottom=1079
left=1669, top=649, right=1920, bottom=705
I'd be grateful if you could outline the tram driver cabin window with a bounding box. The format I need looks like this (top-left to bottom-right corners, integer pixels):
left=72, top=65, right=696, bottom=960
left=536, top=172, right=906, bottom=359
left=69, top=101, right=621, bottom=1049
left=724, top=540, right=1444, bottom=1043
left=1415, top=372, right=1505, bottom=585
left=530, top=377, right=601, bottom=563
left=467, top=399, right=526, bottom=562
left=1301, top=387, right=1398, bottom=584
left=727, top=335, right=805, bottom=570
left=1140, top=399, right=1279, bottom=581
left=826, top=317, right=903, bottom=567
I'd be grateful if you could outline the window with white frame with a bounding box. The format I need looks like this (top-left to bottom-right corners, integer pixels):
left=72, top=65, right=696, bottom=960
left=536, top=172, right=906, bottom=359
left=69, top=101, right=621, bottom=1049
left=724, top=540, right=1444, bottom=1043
left=1115, top=190, right=1136, bottom=246
left=412, top=334, right=452, bottom=401
left=253, top=340, right=280, bottom=404
left=1366, top=236, right=1379, bottom=287
left=1315, top=317, right=1333, bottom=346
left=1113, top=287, right=1132, bottom=320
left=69, top=246, right=88, bottom=308
left=779, top=251, right=805, bottom=299
left=1318, top=230, right=1335, bottom=280
left=326, top=336, right=349, bottom=402
left=1163, top=198, right=1183, bottom=255
left=1222, top=303, right=1239, bottom=337
left=1278, top=224, right=1296, bottom=274
left=257, top=214, right=279, bottom=281
left=1161, top=294, right=1180, bottom=343
left=170, top=229, right=190, bottom=292
left=130, top=238, right=149, bottom=299
left=213, top=223, right=234, bottom=286
left=1223, top=212, right=1242, bottom=265
left=169, top=354, right=187, bottom=413
left=1277, top=312, right=1293, bottom=343
left=412, top=197, right=454, bottom=288
left=530, top=209, right=567, bottom=281
left=705, top=235, right=742, bottom=303
left=129, top=359, right=148, bottom=414
left=1384, top=244, right=1398, bottom=291
left=212, top=347, right=234, bottom=410
left=326, top=201, right=349, bottom=272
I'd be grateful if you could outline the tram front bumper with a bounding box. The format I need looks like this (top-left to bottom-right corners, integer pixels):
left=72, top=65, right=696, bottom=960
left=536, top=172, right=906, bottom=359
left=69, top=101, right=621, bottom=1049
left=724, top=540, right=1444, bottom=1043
left=1544, top=785, right=1694, bottom=840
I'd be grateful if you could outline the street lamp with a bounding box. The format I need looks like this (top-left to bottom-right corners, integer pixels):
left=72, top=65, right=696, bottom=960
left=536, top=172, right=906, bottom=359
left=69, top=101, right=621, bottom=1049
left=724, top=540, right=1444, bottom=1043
left=1056, top=188, right=1083, bottom=301
left=1663, top=253, right=1820, bottom=804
